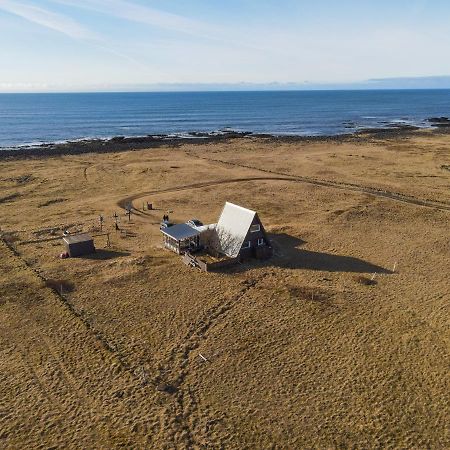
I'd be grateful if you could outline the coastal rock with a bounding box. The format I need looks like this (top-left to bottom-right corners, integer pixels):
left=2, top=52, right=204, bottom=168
left=427, top=117, right=450, bottom=126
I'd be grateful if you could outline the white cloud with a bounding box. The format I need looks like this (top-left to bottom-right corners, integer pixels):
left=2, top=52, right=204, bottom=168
left=0, top=0, right=163, bottom=72
left=48, top=0, right=267, bottom=52
left=1, top=0, right=449, bottom=90
left=0, top=0, right=97, bottom=40
left=50, top=0, right=217, bottom=40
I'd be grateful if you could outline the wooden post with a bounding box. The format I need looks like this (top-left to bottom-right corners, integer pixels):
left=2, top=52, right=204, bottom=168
left=125, top=203, right=132, bottom=222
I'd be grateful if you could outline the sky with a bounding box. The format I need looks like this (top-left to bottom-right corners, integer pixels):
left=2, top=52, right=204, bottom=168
left=0, top=0, right=450, bottom=92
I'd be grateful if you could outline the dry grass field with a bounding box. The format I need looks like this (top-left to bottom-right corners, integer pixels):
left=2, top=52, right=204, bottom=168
left=0, top=132, right=449, bottom=448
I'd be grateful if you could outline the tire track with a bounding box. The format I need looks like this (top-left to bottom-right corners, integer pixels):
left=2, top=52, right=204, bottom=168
left=17, top=333, right=86, bottom=416
left=154, top=277, right=261, bottom=447
left=116, top=176, right=293, bottom=210
left=0, top=238, right=136, bottom=379
left=14, top=323, right=131, bottom=442
left=116, top=169, right=450, bottom=214
left=194, top=154, right=450, bottom=212
left=17, top=344, right=63, bottom=414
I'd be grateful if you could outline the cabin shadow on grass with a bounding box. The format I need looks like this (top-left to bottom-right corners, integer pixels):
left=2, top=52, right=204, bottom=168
left=224, top=233, right=391, bottom=274
left=82, top=249, right=131, bottom=260
left=270, top=233, right=391, bottom=273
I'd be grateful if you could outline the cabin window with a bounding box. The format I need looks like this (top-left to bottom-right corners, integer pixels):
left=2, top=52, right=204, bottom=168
left=257, top=238, right=265, bottom=246
left=242, top=241, right=251, bottom=249
left=250, top=224, right=260, bottom=233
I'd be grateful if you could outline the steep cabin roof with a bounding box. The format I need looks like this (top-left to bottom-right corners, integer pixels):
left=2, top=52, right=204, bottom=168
left=216, top=202, right=258, bottom=257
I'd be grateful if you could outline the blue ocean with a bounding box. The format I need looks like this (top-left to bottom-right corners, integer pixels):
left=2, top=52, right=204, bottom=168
left=0, top=90, right=449, bottom=148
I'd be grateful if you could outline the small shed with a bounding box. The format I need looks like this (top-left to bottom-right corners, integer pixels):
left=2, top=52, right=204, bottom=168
left=161, top=223, right=200, bottom=254
left=63, top=233, right=95, bottom=257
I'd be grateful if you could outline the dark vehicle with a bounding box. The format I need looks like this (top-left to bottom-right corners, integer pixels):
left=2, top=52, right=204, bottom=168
left=160, top=221, right=174, bottom=230
left=187, top=219, right=203, bottom=228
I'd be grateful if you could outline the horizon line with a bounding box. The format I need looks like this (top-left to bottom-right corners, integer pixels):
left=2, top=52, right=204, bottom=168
left=2, top=86, right=450, bottom=95
left=2, top=75, right=450, bottom=94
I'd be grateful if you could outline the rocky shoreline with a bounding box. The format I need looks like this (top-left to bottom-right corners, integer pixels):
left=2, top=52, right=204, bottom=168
left=0, top=121, right=449, bottom=159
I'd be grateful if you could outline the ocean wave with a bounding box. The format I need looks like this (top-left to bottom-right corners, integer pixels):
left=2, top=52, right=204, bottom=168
left=1, top=90, right=449, bottom=148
